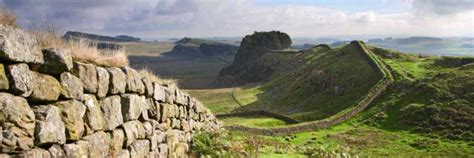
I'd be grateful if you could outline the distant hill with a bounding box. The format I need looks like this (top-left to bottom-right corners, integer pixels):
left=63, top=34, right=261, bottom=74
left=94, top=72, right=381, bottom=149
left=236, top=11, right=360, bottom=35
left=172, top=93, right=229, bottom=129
left=63, top=31, right=141, bottom=42
left=164, top=37, right=238, bottom=58
left=366, top=36, right=473, bottom=56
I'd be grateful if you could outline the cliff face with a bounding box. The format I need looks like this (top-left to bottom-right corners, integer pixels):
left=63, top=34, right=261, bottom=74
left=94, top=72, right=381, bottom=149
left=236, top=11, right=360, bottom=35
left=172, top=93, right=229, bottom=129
left=0, top=26, right=219, bottom=157
left=218, top=31, right=293, bottom=85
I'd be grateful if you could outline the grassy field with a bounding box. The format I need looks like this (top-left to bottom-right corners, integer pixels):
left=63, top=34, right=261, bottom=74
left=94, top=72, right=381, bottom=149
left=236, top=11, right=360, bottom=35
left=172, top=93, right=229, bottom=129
left=186, top=88, right=241, bottom=114
left=220, top=116, right=288, bottom=128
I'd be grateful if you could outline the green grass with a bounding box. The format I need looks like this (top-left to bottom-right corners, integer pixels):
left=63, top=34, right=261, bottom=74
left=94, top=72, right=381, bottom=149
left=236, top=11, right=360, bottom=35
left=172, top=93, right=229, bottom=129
left=236, top=43, right=382, bottom=121
left=194, top=45, right=473, bottom=157
left=233, top=85, right=264, bottom=106
left=221, top=116, right=288, bottom=128
left=274, top=123, right=474, bottom=157
left=187, top=88, right=241, bottom=114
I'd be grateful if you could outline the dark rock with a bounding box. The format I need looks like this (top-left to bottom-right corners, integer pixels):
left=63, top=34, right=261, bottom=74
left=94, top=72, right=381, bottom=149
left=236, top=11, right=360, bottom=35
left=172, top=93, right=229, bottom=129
left=33, top=48, right=73, bottom=75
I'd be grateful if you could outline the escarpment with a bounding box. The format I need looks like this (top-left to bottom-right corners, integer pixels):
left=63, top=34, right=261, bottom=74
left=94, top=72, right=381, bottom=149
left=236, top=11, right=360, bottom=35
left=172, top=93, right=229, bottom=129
left=0, top=25, right=219, bottom=157
left=218, top=31, right=293, bottom=85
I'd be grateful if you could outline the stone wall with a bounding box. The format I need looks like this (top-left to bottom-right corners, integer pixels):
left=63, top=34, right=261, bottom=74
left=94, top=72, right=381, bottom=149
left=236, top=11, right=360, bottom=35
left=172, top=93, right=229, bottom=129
left=0, top=26, right=219, bottom=157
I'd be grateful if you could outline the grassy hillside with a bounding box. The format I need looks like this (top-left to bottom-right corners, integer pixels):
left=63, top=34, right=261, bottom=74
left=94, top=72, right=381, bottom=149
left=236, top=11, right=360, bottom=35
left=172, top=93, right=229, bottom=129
left=191, top=36, right=473, bottom=156
left=230, top=42, right=382, bottom=121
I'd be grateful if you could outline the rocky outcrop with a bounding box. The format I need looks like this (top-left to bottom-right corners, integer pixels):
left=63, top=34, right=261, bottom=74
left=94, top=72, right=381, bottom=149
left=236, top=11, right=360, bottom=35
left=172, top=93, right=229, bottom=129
left=218, top=31, right=293, bottom=85
left=0, top=25, right=220, bottom=157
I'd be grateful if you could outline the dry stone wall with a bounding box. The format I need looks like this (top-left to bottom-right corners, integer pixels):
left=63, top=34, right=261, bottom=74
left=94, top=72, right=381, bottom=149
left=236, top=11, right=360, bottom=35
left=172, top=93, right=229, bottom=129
left=0, top=26, right=219, bottom=158
left=223, top=41, right=393, bottom=136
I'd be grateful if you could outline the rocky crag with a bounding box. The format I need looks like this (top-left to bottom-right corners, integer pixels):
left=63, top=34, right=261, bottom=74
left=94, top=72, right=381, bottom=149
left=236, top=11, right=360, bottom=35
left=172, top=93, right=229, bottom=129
left=218, top=31, right=293, bottom=85
left=0, top=26, right=219, bottom=157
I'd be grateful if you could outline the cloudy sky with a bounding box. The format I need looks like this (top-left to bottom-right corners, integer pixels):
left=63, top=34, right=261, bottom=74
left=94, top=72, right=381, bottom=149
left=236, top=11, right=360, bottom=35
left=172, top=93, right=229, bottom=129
left=0, top=0, right=473, bottom=38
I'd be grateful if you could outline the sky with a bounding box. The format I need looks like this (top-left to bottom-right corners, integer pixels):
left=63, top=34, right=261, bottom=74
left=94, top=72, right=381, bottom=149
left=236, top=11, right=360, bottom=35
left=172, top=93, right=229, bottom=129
left=0, top=0, right=473, bottom=38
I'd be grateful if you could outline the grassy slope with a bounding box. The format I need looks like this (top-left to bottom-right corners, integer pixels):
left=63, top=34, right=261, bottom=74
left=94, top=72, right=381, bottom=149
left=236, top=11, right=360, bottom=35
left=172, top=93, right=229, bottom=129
left=220, top=116, right=288, bottom=128
left=233, top=43, right=381, bottom=121
left=192, top=45, right=474, bottom=157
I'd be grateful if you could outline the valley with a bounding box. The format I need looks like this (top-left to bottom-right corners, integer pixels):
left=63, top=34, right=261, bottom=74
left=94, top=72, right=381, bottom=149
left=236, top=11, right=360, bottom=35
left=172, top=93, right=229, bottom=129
left=3, top=1, right=473, bottom=157
left=119, top=31, right=473, bottom=157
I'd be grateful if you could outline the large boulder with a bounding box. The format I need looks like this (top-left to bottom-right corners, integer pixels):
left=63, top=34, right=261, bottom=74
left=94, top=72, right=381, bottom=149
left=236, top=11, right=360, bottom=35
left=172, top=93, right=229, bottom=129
left=100, top=95, right=123, bottom=130
left=83, top=94, right=105, bottom=131
left=33, top=48, right=73, bottom=75
left=96, top=66, right=110, bottom=98
left=55, top=100, right=86, bottom=141
left=0, top=64, right=8, bottom=90
left=0, top=93, right=35, bottom=153
left=29, top=72, right=61, bottom=102
left=121, top=67, right=145, bottom=94
left=82, top=131, right=111, bottom=157
left=0, top=26, right=43, bottom=64
left=122, top=121, right=146, bottom=146
left=71, top=62, right=97, bottom=93
left=6, top=64, right=35, bottom=97
left=107, top=67, right=126, bottom=94
left=121, top=94, right=144, bottom=121
left=59, top=72, right=84, bottom=101
left=32, top=105, right=66, bottom=146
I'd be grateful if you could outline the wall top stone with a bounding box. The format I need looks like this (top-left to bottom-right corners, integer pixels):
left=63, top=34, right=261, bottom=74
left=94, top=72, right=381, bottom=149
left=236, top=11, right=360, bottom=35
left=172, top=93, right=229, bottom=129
left=0, top=26, right=43, bottom=64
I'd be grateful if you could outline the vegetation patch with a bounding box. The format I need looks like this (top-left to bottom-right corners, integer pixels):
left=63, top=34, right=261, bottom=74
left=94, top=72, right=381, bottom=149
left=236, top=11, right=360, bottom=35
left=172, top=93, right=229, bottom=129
left=221, top=116, right=288, bottom=128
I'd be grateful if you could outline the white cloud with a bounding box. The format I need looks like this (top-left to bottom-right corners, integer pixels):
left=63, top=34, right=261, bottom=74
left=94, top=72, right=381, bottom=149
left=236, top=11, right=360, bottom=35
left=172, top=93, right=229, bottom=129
left=1, top=0, right=472, bottom=38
